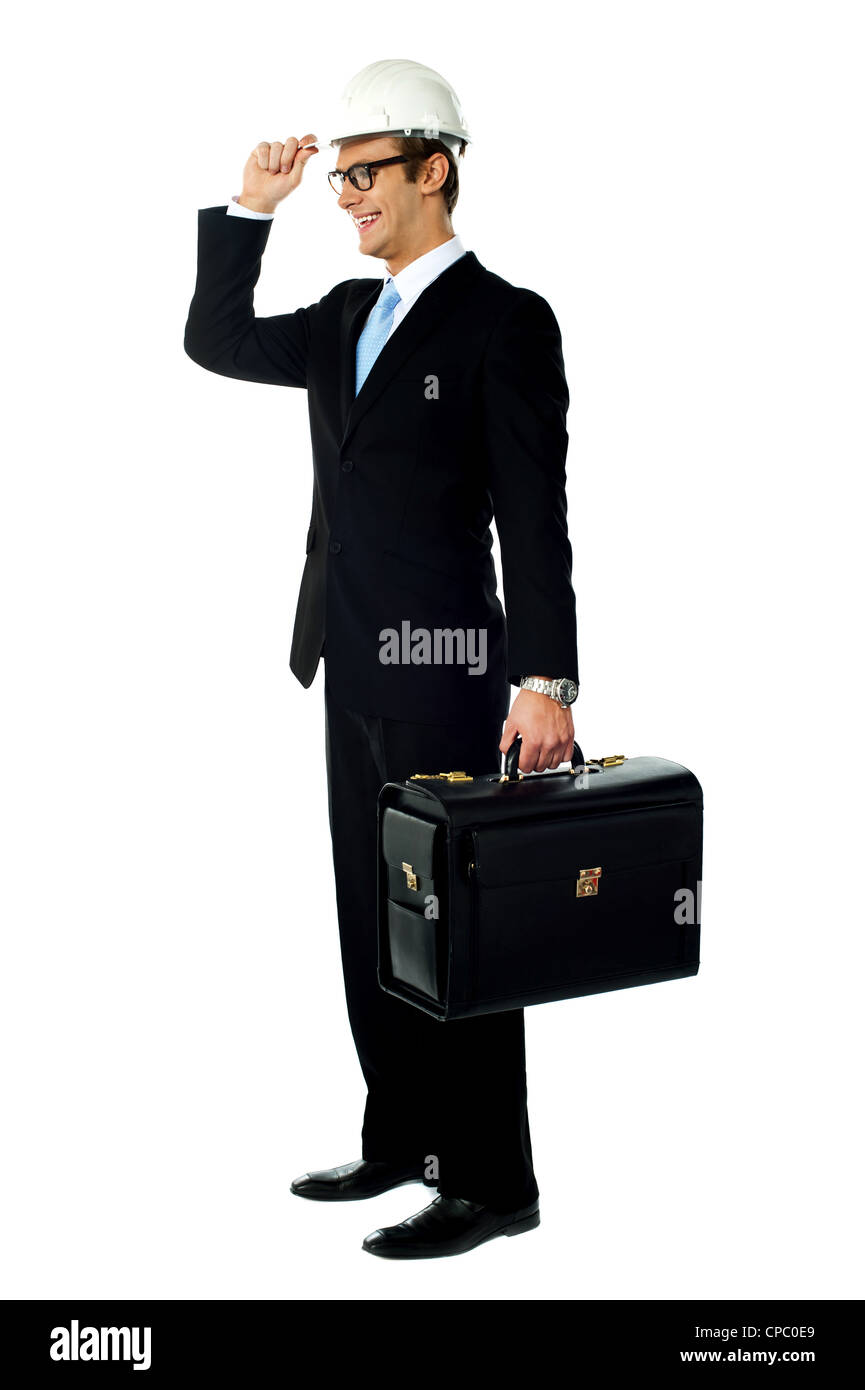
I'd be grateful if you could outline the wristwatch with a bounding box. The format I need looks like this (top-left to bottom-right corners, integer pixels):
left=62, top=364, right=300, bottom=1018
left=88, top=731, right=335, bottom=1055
left=520, top=676, right=579, bottom=708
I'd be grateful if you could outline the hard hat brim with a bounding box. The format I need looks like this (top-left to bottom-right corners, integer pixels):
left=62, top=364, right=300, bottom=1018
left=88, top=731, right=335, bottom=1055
left=328, top=126, right=469, bottom=155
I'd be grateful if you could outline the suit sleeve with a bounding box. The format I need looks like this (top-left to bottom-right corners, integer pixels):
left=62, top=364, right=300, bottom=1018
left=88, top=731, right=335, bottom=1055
left=482, top=290, right=579, bottom=689
left=184, top=205, right=311, bottom=387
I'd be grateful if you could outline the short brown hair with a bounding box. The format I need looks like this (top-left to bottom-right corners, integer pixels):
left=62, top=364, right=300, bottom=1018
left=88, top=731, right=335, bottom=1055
left=395, top=136, right=466, bottom=217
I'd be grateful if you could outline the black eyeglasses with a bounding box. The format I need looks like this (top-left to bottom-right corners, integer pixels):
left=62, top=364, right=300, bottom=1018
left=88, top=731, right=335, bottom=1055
left=327, top=155, right=408, bottom=194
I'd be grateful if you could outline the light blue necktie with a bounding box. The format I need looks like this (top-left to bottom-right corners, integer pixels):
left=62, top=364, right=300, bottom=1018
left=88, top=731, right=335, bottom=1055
left=355, top=280, right=401, bottom=395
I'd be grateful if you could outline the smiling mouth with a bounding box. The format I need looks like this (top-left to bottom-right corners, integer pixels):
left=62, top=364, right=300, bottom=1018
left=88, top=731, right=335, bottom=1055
left=352, top=211, right=382, bottom=232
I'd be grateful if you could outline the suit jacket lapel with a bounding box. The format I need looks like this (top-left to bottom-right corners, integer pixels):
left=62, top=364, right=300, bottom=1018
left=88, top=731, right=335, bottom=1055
left=339, top=251, right=484, bottom=450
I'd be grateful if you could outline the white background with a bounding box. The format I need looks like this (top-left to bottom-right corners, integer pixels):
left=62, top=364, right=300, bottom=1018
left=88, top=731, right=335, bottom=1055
left=1, top=0, right=862, bottom=1300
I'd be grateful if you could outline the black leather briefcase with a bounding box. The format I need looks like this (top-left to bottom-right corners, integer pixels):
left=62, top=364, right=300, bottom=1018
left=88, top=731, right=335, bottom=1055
left=377, top=738, right=703, bottom=1020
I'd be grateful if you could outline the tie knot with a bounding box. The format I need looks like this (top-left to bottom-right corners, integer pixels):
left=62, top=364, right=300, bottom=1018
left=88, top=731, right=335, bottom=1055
left=377, top=281, right=401, bottom=315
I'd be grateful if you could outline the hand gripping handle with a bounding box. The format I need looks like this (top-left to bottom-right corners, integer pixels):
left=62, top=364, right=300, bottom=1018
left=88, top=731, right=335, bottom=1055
left=502, top=735, right=586, bottom=783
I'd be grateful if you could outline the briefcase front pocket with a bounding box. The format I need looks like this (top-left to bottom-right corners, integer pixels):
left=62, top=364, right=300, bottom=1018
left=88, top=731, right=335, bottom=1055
left=470, top=803, right=701, bottom=1005
left=380, top=807, right=447, bottom=1003
left=381, top=807, right=439, bottom=909
left=386, top=900, right=444, bottom=1002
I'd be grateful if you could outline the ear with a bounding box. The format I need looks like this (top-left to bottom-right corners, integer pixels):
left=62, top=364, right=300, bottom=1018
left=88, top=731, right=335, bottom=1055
left=423, top=151, right=450, bottom=194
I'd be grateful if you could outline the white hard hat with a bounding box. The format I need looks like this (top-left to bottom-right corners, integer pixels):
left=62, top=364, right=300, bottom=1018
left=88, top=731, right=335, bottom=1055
left=327, top=59, right=471, bottom=161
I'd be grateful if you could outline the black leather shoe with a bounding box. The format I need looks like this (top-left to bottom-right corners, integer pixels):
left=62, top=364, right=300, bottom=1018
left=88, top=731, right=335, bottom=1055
left=290, top=1158, right=425, bottom=1201
left=362, top=1195, right=540, bottom=1258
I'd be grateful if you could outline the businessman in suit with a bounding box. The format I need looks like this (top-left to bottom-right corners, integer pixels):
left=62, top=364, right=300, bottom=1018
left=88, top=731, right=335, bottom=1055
left=184, top=108, right=579, bottom=1257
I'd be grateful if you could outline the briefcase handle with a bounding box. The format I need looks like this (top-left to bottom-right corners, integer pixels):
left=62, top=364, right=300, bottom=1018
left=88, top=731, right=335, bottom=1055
left=502, top=735, right=586, bottom=783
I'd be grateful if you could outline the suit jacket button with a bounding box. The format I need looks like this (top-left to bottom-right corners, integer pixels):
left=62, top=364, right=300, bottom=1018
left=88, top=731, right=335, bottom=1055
left=329, top=540, right=342, bottom=554
left=341, top=458, right=354, bottom=472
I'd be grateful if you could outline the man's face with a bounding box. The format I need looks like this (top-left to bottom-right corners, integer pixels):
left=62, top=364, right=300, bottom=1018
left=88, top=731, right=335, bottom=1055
left=332, top=135, right=422, bottom=260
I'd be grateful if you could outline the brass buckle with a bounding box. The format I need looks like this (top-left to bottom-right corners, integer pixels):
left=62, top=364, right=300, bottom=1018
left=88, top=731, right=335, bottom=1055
left=576, top=866, right=602, bottom=897
left=588, top=755, right=626, bottom=768
left=401, top=861, right=418, bottom=892
left=409, top=771, right=473, bottom=782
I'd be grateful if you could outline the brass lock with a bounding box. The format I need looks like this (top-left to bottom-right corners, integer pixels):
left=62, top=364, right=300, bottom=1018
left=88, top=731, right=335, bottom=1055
left=409, top=771, right=473, bottom=782
left=576, top=867, right=602, bottom=897
left=402, top=861, right=418, bottom=892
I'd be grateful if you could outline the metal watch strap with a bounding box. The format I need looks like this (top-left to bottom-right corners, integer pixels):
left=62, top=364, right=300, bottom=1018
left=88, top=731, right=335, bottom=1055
left=520, top=676, right=556, bottom=698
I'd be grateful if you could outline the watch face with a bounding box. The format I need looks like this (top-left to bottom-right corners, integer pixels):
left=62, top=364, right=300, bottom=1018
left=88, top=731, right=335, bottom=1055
left=557, top=678, right=578, bottom=705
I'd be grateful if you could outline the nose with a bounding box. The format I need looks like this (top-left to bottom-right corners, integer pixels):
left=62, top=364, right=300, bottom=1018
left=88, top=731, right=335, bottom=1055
left=337, top=180, right=357, bottom=212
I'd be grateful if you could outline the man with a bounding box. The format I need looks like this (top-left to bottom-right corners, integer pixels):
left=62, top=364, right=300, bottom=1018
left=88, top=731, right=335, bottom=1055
left=184, top=59, right=579, bottom=1259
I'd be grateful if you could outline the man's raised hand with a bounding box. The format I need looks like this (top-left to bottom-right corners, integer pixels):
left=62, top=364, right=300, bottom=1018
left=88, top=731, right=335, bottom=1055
left=238, top=135, right=320, bottom=213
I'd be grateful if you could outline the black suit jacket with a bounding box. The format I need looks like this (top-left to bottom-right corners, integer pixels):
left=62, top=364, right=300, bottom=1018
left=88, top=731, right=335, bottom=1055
left=184, top=206, right=578, bottom=725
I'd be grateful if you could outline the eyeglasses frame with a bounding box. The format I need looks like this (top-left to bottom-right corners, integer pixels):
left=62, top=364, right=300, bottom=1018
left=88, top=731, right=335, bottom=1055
left=327, top=155, right=410, bottom=194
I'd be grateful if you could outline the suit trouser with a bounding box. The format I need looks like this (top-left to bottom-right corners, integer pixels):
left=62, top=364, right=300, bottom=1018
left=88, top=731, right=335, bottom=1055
left=322, top=670, right=539, bottom=1213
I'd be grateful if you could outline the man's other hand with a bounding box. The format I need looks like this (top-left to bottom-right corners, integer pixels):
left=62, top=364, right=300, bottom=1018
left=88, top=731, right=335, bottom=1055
left=499, top=684, right=575, bottom=774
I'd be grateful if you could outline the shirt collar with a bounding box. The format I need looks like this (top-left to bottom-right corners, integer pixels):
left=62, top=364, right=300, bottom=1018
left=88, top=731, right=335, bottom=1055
left=382, top=233, right=466, bottom=309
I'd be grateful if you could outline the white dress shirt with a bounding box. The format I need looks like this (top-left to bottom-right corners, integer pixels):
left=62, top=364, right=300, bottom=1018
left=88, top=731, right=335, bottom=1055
left=225, top=194, right=466, bottom=343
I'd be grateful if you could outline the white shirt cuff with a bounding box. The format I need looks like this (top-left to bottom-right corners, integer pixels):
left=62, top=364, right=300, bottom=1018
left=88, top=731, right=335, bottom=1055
left=226, top=195, right=275, bottom=220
